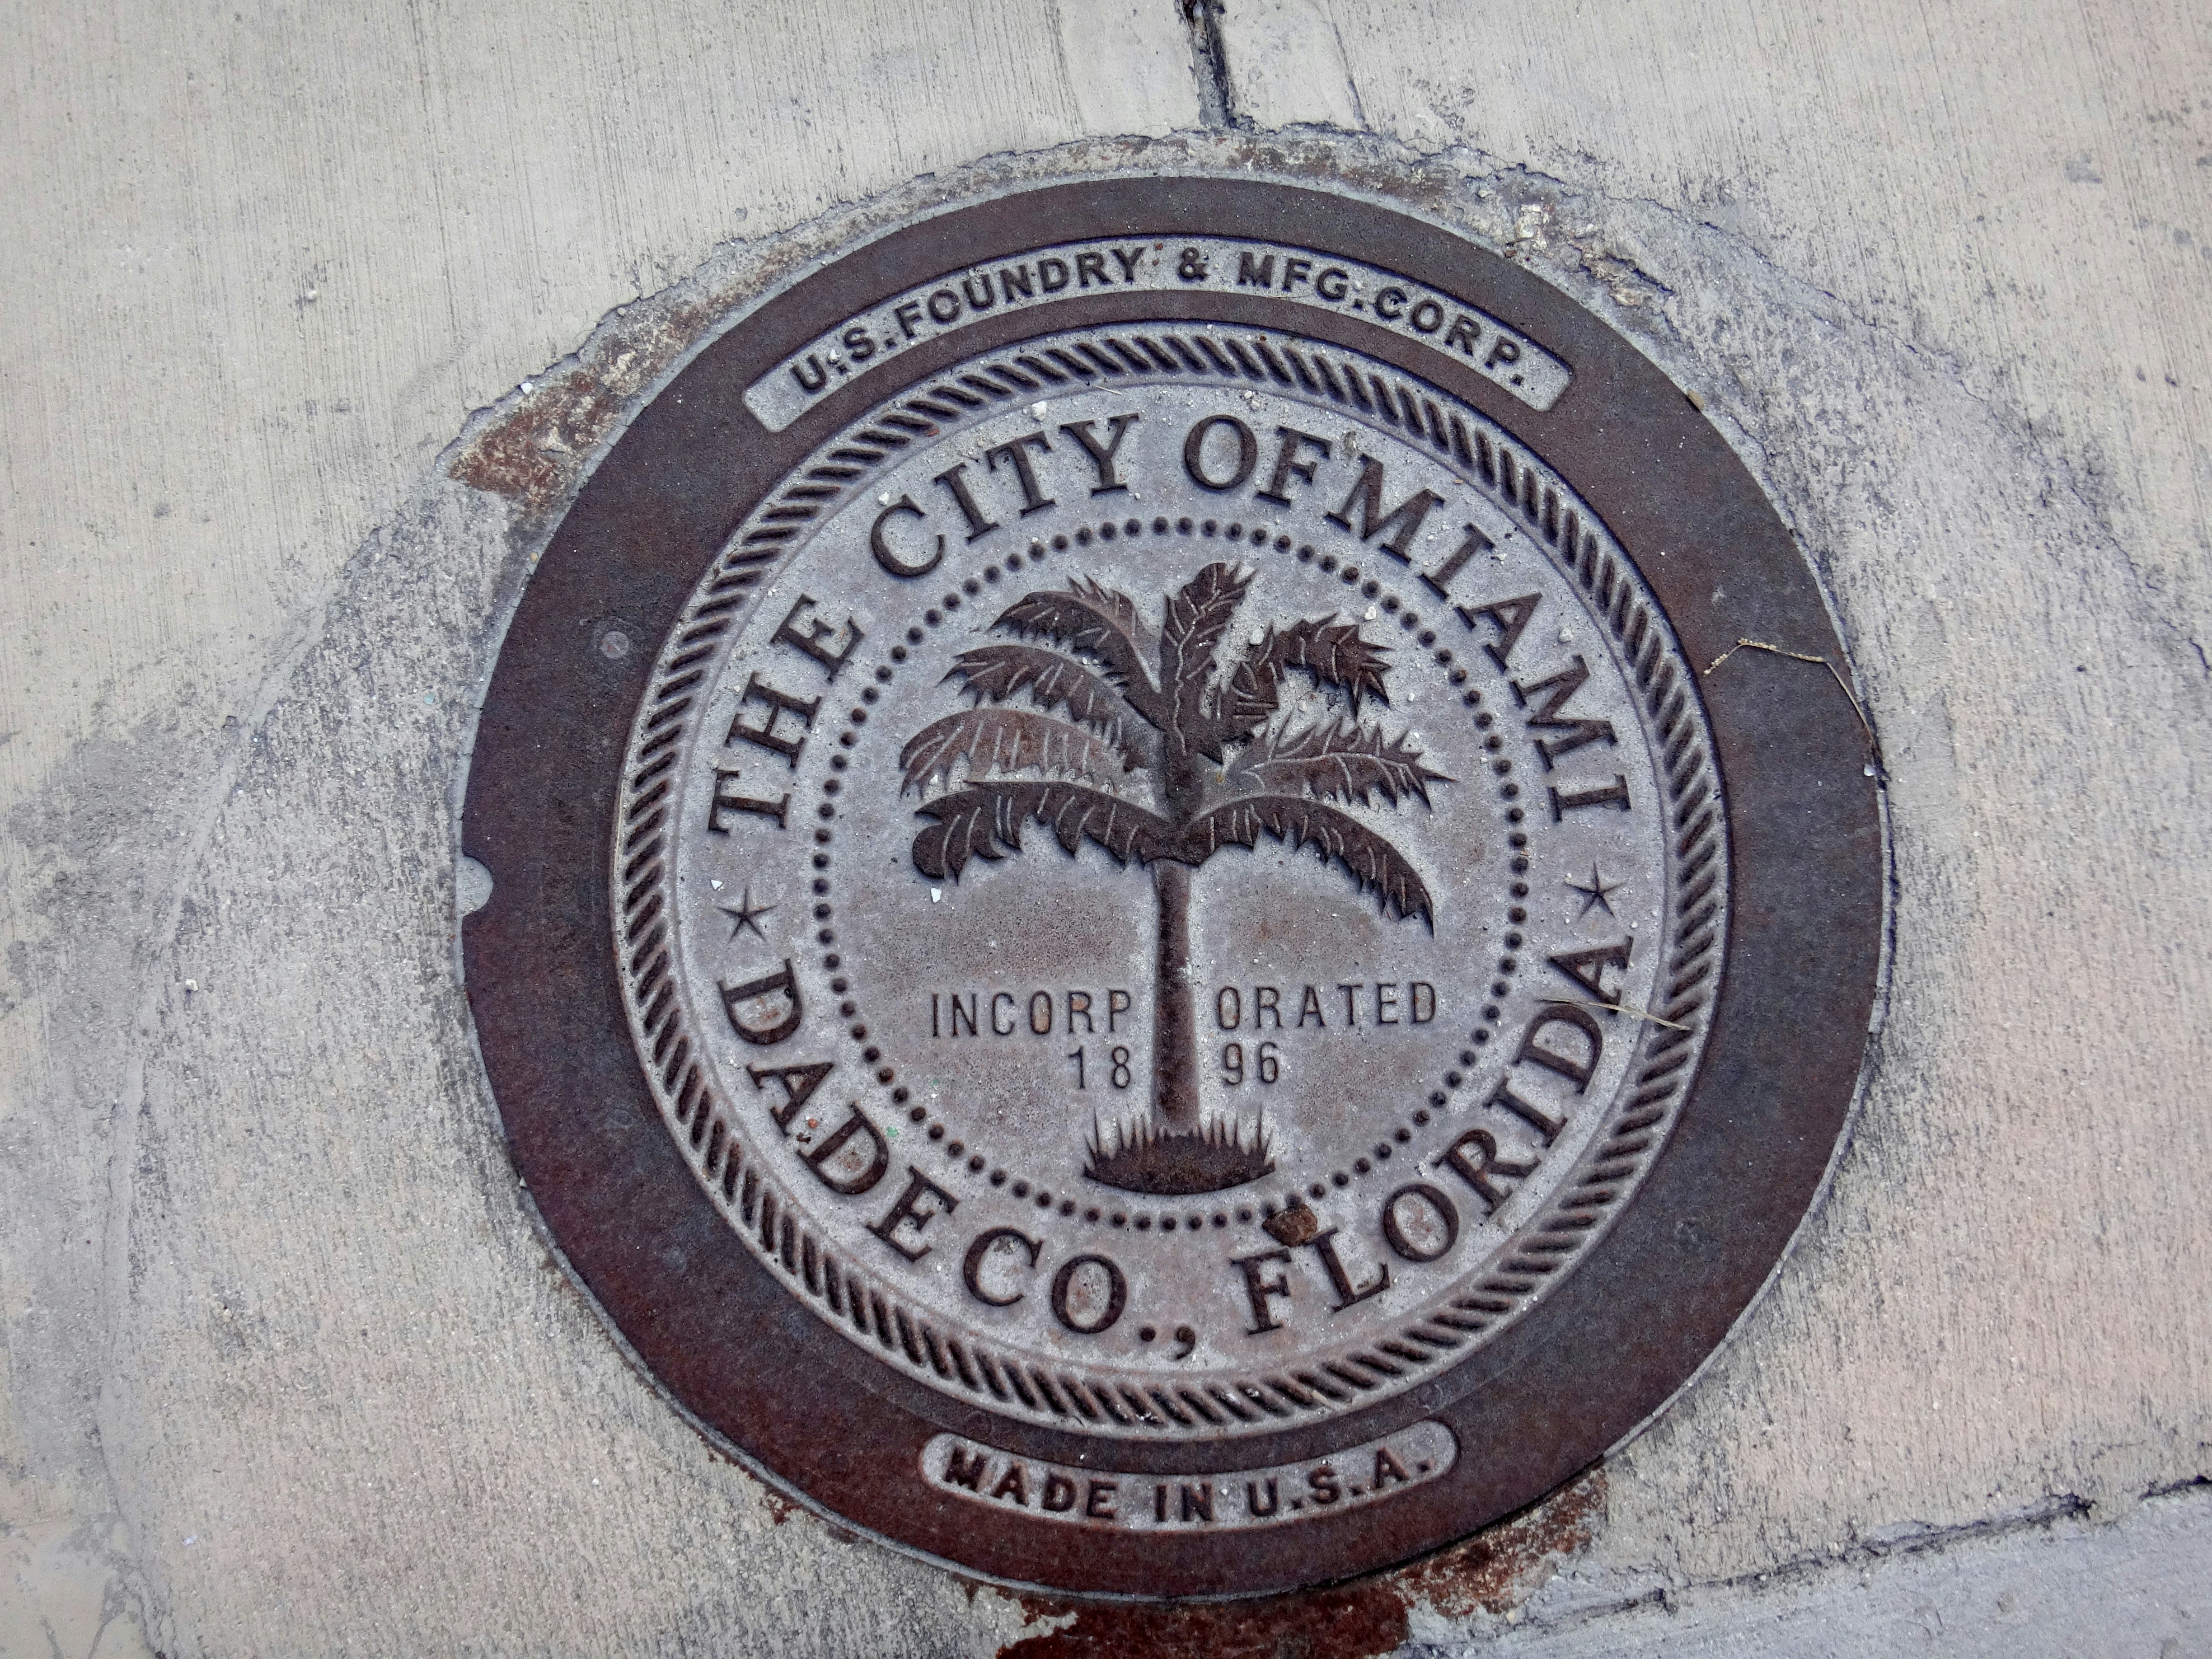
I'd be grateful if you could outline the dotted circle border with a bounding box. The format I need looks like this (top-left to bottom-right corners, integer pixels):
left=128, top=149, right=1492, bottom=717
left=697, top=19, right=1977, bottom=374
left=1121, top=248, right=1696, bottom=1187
left=613, top=324, right=1729, bottom=1436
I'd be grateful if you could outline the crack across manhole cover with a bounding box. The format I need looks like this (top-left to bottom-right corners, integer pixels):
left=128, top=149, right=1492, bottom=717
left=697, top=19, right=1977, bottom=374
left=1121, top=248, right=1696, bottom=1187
left=460, top=177, right=1882, bottom=1599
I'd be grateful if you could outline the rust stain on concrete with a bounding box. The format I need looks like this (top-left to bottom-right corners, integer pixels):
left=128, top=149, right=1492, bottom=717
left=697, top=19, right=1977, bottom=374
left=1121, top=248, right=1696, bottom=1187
left=1002, top=1581, right=1412, bottom=1659
left=1394, top=1466, right=1605, bottom=1618
left=998, top=1467, right=1604, bottom=1659
left=448, top=299, right=710, bottom=517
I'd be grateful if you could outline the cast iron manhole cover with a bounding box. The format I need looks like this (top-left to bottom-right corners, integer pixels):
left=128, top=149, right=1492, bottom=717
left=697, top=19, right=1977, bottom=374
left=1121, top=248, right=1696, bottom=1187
left=462, top=178, right=1881, bottom=1598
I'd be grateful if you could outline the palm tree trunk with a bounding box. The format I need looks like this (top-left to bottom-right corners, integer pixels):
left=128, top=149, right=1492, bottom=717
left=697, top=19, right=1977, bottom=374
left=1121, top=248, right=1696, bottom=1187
left=1151, top=862, right=1200, bottom=1127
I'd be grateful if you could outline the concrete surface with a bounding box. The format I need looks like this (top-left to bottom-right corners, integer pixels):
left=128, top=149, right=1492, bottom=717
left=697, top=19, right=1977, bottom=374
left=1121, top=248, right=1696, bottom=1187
left=1434, top=1482, right=2212, bottom=1657
left=2, top=2, right=2207, bottom=1654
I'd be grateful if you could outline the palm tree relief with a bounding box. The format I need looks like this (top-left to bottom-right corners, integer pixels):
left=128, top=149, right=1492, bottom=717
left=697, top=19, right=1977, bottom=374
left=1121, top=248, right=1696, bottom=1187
left=901, top=563, right=1452, bottom=1196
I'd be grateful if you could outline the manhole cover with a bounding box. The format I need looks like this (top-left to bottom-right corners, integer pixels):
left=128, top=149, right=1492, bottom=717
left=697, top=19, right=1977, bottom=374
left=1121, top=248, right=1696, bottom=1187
left=462, top=178, right=1882, bottom=1598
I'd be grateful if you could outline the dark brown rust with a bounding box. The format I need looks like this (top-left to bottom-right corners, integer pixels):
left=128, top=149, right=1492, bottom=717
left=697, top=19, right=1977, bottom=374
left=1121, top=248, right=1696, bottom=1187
left=998, top=1467, right=1604, bottom=1656
left=459, top=175, right=1882, bottom=1599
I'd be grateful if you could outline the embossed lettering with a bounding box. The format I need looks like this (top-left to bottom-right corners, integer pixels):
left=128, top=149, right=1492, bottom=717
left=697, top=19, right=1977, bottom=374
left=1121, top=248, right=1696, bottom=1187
left=963, top=1227, right=1042, bottom=1307
left=748, top=1060, right=834, bottom=1129
left=1550, top=775, right=1632, bottom=818
left=1548, top=939, right=1632, bottom=1003
left=1058, top=414, right=1139, bottom=495
left=1253, top=426, right=1331, bottom=506
left=706, top=768, right=790, bottom=833
left=1049, top=1253, right=1128, bottom=1334
left=726, top=674, right=820, bottom=766
left=801, top=1105, right=889, bottom=1196
left=1420, top=524, right=1494, bottom=602
left=719, top=959, right=803, bottom=1046
left=1512, top=656, right=1618, bottom=767
left=1436, top=1126, right=1536, bottom=1212
left=1184, top=414, right=1258, bottom=492
left=1458, top=592, right=1542, bottom=670
left=1230, top=1246, right=1294, bottom=1334
left=870, top=496, right=945, bottom=578
left=1236, top=251, right=1276, bottom=288
left=983, top=432, right=1056, bottom=516
left=932, top=462, right=1000, bottom=541
left=942, top=1444, right=989, bottom=1490
left=769, top=595, right=863, bottom=681
left=1380, top=1182, right=1460, bottom=1262
left=1303, top=1228, right=1390, bottom=1311
left=1325, top=457, right=1445, bottom=564
left=1486, top=1071, right=1566, bottom=1142
left=868, top=1165, right=959, bottom=1262
left=1516, top=1003, right=1603, bottom=1092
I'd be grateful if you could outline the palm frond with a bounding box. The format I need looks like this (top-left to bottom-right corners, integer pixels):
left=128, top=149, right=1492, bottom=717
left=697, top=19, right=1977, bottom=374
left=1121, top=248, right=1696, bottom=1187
left=912, top=782, right=1177, bottom=880
left=1218, top=617, right=1393, bottom=741
left=1158, top=562, right=1250, bottom=755
left=942, top=643, right=1147, bottom=761
left=899, top=708, right=1131, bottom=795
left=1178, top=795, right=1434, bottom=924
left=994, top=579, right=1164, bottom=725
left=1226, top=719, right=1451, bottom=806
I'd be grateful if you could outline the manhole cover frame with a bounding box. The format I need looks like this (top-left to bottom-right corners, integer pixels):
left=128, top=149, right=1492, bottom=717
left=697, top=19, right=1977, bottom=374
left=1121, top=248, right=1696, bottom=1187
left=460, top=173, right=1884, bottom=1600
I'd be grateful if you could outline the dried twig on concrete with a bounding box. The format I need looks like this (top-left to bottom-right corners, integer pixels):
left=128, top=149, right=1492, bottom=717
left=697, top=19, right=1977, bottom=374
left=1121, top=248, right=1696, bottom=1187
left=1704, top=637, right=1876, bottom=753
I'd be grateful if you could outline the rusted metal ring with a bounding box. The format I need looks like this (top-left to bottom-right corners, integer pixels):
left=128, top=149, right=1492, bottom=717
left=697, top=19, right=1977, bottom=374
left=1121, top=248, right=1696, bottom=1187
left=461, top=176, right=1883, bottom=1599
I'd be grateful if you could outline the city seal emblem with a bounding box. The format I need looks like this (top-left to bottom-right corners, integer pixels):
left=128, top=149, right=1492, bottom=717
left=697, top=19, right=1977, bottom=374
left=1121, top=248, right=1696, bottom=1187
left=461, top=177, right=1883, bottom=1598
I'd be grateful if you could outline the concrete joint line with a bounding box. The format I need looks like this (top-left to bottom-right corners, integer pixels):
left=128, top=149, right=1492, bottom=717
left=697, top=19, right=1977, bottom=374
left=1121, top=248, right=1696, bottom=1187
left=1179, top=0, right=1243, bottom=129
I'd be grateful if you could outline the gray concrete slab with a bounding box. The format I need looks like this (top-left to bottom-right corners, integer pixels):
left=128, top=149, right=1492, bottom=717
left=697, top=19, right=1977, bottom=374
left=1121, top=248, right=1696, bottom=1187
left=1418, top=1484, right=2212, bottom=1658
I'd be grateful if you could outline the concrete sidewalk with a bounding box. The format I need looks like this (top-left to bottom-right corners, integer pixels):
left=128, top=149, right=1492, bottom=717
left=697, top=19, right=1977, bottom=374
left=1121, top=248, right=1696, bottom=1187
left=3, top=3, right=2207, bottom=1654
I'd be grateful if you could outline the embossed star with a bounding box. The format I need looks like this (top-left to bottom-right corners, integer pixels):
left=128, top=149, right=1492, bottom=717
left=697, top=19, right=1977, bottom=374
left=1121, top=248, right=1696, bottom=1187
left=1567, top=864, right=1622, bottom=919
left=718, top=886, right=777, bottom=942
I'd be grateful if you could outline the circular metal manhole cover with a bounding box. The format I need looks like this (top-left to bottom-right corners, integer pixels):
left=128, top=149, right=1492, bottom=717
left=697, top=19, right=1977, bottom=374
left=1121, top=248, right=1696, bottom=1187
left=461, top=178, right=1882, bottom=1599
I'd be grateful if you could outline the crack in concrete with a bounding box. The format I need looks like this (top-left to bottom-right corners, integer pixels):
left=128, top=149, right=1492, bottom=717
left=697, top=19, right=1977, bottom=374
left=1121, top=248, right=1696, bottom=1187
left=1177, top=0, right=1242, bottom=130
left=1425, top=1481, right=2212, bottom=1654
